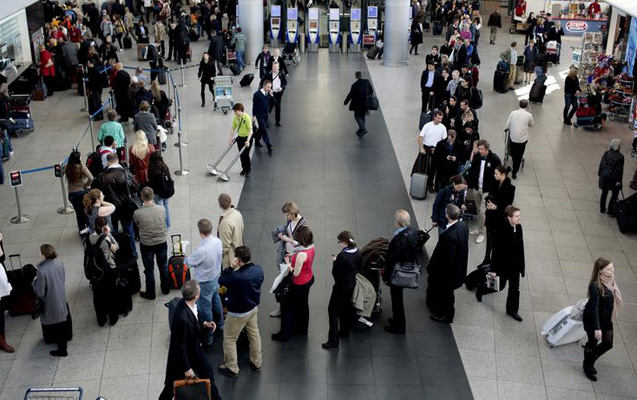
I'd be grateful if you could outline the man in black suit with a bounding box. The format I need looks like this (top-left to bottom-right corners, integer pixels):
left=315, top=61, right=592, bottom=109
left=261, top=61, right=287, bottom=127
left=207, top=30, right=225, bottom=74
left=427, top=204, right=469, bottom=323
left=147, top=42, right=159, bottom=82
left=266, top=48, right=289, bottom=76
left=344, top=71, right=373, bottom=138
left=159, top=280, right=223, bottom=400
left=135, top=20, right=150, bottom=44
left=467, top=139, right=502, bottom=245
left=382, top=210, right=421, bottom=334
left=252, top=80, right=275, bottom=153
left=420, top=62, right=444, bottom=112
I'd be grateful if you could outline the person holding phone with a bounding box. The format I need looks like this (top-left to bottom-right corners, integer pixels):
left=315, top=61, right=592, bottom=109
left=322, top=231, right=361, bottom=349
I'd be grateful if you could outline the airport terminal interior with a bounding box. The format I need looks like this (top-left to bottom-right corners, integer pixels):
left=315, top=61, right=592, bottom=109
left=0, top=0, right=637, bottom=399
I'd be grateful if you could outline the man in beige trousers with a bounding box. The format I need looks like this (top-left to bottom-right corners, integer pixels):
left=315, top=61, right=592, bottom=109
left=217, top=193, right=245, bottom=268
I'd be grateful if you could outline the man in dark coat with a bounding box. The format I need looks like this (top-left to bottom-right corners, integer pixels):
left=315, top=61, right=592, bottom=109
left=86, top=59, right=104, bottom=120
left=252, top=80, right=276, bottom=152
left=427, top=204, right=469, bottom=323
left=261, top=61, right=287, bottom=126
left=147, top=43, right=159, bottom=82
left=420, top=62, right=445, bottom=112
left=159, top=280, right=223, bottom=400
left=382, top=210, right=421, bottom=334
left=208, top=30, right=225, bottom=74
left=467, top=139, right=501, bottom=243
left=487, top=9, right=502, bottom=44
left=344, top=71, right=373, bottom=138
left=112, top=64, right=132, bottom=122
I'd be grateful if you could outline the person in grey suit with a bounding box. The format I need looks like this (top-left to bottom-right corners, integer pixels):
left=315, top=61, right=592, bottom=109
left=427, top=204, right=469, bottom=323
left=33, top=244, right=71, bottom=357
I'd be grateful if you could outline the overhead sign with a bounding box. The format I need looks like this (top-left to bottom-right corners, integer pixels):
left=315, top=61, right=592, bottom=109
left=287, top=8, right=298, bottom=20
left=351, top=8, right=361, bottom=21
left=566, top=21, right=589, bottom=33
left=368, top=6, right=378, bottom=18
left=9, top=170, right=22, bottom=187
left=271, top=5, right=281, bottom=17
left=329, top=8, right=340, bottom=20
left=308, top=8, right=319, bottom=20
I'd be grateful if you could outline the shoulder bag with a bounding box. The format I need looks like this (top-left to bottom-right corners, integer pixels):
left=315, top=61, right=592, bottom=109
left=365, top=80, right=379, bottom=111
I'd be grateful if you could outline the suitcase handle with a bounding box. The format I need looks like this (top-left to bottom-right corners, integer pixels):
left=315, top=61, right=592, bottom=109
left=8, top=254, right=21, bottom=270
left=171, top=234, right=181, bottom=243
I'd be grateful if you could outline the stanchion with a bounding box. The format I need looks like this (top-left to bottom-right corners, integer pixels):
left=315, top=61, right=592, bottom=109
left=10, top=187, right=30, bottom=224
left=173, top=83, right=178, bottom=118
left=80, top=65, right=88, bottom=112
left=180, top=60, right=188, bottom=87
left=57, top=175, right=74, bottom=215
left=88, top=114, right=96, bottom=149
left=174, top=103, right=187, bottom=147
left=174, top=106, right=189, bottom=176
left=109, top=90, right=115, bottom=111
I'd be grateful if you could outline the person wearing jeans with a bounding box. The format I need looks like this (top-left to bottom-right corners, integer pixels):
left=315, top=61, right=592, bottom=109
left=563, top=68, right=581, bottom=125
left=186, top=218, right=224, bottom=346
left=230, top=28, right=247, bottom=72
left=133, top=187, right=169, bottom=299
left=344, top=71, right=373, bottom=138
left=217, top=246, right=264, bottom=378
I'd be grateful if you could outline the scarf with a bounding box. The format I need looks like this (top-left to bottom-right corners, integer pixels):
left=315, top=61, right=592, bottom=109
left=600, top=270, right=623, bottom=319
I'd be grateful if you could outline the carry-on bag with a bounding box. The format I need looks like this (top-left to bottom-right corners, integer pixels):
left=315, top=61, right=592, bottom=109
left=168, top=234, right=190, bottom=290
left=529, top=81, right=547, bottom=103
left=114, top=273, right=133, bottom=315
left=493, top=70, right=509, bottom=93
left=465, top=264, right=490, bottom=290
left=367, top=45, right=380, bottom=60
left=112, top=232, right=141, bottom=294
left=123, top=34, right=133, bottom=49
left=390, top=261, right=422, bottom=289
left=410, top=154, right=429, bottom=200
left=158, top=58, right=167, bottom=85
left=240, top=73, right=254, bottom=87
left=496, top=61, right=510, bottom=73
left=615, top=192, right=637, bottom=233
left=229, top=65, right=240, bottom=76
left=174, top=377, right=211, bottom=400
left=165, top=296, right=180, bottom=331
left=541, top=305, right=586, bottom=347
left=6, top=254, right=37, bottom=316
left=137, top=44, right=149, bottom=61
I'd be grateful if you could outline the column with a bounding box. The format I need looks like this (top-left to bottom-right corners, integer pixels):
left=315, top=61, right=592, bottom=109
left=238, top=0, right=264, bottom=63
left=382, top=0, right=410, bottom=67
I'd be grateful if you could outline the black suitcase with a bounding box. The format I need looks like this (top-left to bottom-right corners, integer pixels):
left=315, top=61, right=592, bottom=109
left=158, top=58, right=167, bottom=85
left=529, top=81, right=547, bottom=103
left=229, top=64, right=240, bottom=76
left=188, top=29, right=199, bottom=42
left=465, top=264, right=490, bottom=290
left=615, top=193, right=637, bottom=233
left=165, top=296, right=180, bottom=331
left=114, top=274, right=133, bottom=315
left=419, top=111, right=432, bottom=130
left=123, top=34, right=132, bottom=49
left=367, top=46, right=380, bottom=60
left=112, top=232, right=141, bottom=294
left=240, top=73, right=254, bottom=87
left=494, top=70, right=508, bottom=93
left=5, top=254, right=38, bottom=316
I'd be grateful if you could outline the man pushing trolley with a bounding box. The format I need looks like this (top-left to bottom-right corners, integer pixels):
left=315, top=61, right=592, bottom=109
left=207, top=103, right=254, bottom=181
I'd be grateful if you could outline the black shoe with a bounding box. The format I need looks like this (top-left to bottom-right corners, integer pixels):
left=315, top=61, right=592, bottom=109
left=322, top=341, right=339, bottom=349
left=359, top=130, right=369, bottom=137
left=97, top=317, right=107, bottom=327
left=512, top=173, right=517, bottom=179
left=271, top=333, right=289, bottom=342
left=109, top=315, right=119, bottom=326
left=245, top=171, right=251, bottom=178
left=355, top=130, right=363, bottom=137
left=255, top=142, right=263, bottom=147
left=249, top=361, right=261, bottom=371
left=583, top=366, right=598, bottom=381
left=476, top=287, right=483, bottom=303
left=139, top=291, right=155, bottom=300
left=564, top=120, right=572, bottom=125
left=384, top=326, right=405, bottom=334
left=600, top=208, right=606, bottom=214
left=508, top=87, right=515, bottom=91
left=50, top=349, right=68, bottom=357
left=427, top=187, right=435, bottom=193
left=507, top=312, right=523, bottom=322
left=218, top=366, right=239, bottom=378
left=267, top=146, right=273, bottom=153
left=276, top=122, right=282, bottom=126
left=201, top=102, right=205, bottom=107
left=239, top=170, right=246, bottom=176
left=430, top=315, right=453, bottom=323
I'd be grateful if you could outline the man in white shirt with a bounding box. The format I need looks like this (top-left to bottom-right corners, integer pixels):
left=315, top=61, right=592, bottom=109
left=262, top=62, right=287, bottom=127
left=417, top=110, right=447, bottom=193
left=506, top=99, right=534, bottom=179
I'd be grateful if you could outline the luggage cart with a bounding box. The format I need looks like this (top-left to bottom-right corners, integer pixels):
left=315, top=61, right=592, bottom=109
left=574, top=87, right=605, bottom=131
left=24, top=387, right=84, bottom=400
left=503, top=128, right=525, bottom=170
left=213, top=76, right=234, bottom=115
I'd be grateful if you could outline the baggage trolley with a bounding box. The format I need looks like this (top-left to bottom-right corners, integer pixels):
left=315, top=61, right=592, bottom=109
left=503, top=128, right=525, bottom=170
left=206, top=136, right=250, bottom=182
left=213, top=76, right=234, bottom=114
left=575, top=87, right=605, bottom=131
left=24, top=387, right=84, bottom=400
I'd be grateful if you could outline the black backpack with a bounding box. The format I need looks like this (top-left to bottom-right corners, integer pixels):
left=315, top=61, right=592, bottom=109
left=84, top=235, right=109, bottom=282
left=87, top=147, right=104, bottom=177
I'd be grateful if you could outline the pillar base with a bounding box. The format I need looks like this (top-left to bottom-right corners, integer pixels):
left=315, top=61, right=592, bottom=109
left=382, top=60, right=409, bottom=67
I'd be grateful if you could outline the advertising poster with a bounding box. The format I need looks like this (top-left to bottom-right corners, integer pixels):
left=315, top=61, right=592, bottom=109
left=626, top=18, right=637, bottom=77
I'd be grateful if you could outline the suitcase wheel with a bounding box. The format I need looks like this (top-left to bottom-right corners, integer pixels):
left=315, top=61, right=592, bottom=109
left=222, top=109, right=228, bottom=115
left=595, top=124, right=603, bottom=131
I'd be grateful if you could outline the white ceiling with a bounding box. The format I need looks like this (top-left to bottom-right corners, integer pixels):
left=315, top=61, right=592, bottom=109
left=603, top=0, right=637, bottom=18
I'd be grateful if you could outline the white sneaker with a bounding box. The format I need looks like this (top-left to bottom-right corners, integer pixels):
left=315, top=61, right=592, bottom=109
left=270, top=307, right=281, bottom=317
left=469, top=229, right=479, bottom=236
left=476, top=234, right=485, bottom=244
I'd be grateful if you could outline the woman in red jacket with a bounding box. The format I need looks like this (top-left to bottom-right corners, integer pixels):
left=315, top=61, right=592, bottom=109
left=38, top=44, right=55, bottom=97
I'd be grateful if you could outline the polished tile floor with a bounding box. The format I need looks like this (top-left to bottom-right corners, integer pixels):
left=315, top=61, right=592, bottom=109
left=0, top=21, right=636, bottom=400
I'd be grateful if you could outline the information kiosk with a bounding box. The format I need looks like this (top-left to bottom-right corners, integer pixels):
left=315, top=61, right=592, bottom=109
left=270, top=5, right=282, bottom=48
left=286, top=7, right=298, bottom=44
left=307, top=8, right=320, bottom=52
left=349, top=8, right=362, bottom=52
left=367, top=6, right=378, bottom=39
left=328, top=8, right=341, bottom=52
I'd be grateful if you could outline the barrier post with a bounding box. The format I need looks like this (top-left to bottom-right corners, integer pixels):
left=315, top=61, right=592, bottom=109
left=89, top=114, right=96, bottom=149
left=57, top=171, right=74, bottom=215
left=180, top=60, right=188, bottom=87
left=109, top=90, right=115, bottom=111
left=11, top=187, right=30, bottom=224
left=174, top=106, right=189, bottom=176
left=174, top=103, right=187, bottom=147
left=80, top=65, right=88, bottom=112
left=172, top=83, right=178, bottom=118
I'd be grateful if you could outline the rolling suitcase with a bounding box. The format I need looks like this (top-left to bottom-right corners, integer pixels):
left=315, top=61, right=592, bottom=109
left=615, top=192, right=637, bottom=233
left=6, top=254, right=38, bottom=316
left=112, top=232, right=141, bottom=294
left=529, top=81, right=547, bottom=103
left=165, top=296, right=180, bottom=331
left=114, top=273, right=133, bottom=315
left=465, top=264, right=490, bottom=290
left=137, top=44, right=149, bottom=61
left=541, top=305, right=586, bottom=347
left=494, top=70, right=508, bottom=94
left=157, top=58, right=167, bottom=85
left=123, top=34, right=132, bottom=49
left=167, top=234, right=190, bottom=290
left=240, top=73, right=254, bottom=87
left=410, top=173, right=428, bottom=200
left=367, top=46, right=380, bottom=60
left=229, top=64, right=240, bottom=76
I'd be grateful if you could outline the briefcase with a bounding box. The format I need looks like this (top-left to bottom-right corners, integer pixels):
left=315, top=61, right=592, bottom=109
left=174, top=377, right=211, bottom=400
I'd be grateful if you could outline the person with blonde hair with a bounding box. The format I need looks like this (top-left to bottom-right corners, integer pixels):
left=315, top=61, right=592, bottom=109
left=563, top=67, right=581, bottom=125
left=129, top=130, right=155, bottom=184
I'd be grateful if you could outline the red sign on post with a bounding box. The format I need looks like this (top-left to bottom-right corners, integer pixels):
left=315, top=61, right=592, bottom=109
left=363, top=34, right=375, bottom=45
left=9, top=170, right=22, bottom=188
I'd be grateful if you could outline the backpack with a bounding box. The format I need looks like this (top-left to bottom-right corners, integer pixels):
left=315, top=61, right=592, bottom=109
left=84, top=235, right=109, bottom=282
left=86, top=148, right=104, bottom=177
left=158, top=171, right=175, bottom=198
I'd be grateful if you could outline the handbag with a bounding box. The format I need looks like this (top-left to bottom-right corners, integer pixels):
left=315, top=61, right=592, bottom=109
left=366, top=95, right=379, bottom=111
left=31, top=297, right=43, bottom=320
left=174, top=377, right=211, bottom=400
left=390, top=261, right=422, bottom=289
left=273, top=273, right=293, bottom=303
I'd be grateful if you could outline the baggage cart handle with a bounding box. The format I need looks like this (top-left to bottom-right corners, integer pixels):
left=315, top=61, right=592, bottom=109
left=8, top=254, right=21, bottom=270
left=218, top=143, right=249, bottom=182
left=206, top=138, right=237, bottom=175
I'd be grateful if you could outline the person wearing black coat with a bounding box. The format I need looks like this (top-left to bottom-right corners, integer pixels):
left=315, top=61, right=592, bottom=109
left=85, top=59, right=104, bottom=120
left=322, top=231, right=362, bottom=349
left=112, top=65, right=132, bottom=122
left=344, top=71, right=373, bottom=138
left=467, top=140, right=502, bottom=242
left=147, top=43, right=159, bottom=82
left=254, top=46, right=271, bottom=79
left=409, top=20, right=423, bottom=55
left=207, top=30, right=225, bottom=72
left=134, top=20, right=150, bottom=44
left=427, top=204, right=469, bottom=323
left=252, top=81, right=275, bottom=152
left=382, top=210, right=420, bottom=334
left=266, top=49, right=289, bottom=76
left=431, top=175, right=467, bottom=234
left=420, top=62, right=445, bottom=112
left=433, top=130, right=464, bottom=191
left=262, top=62, right=287, bottom=126
left=158, top=281, right=223, bottom=400
left=598, top=139, right=624, bottom=215
left=482, top=165, right=515, bottom=265
left=198, top=53, right=216, bottom=107
left=166, top=22, right=179, bottom=61
left=582, top=257, right=622, bottom=381
left=477, top=206, right=525, bottom=321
